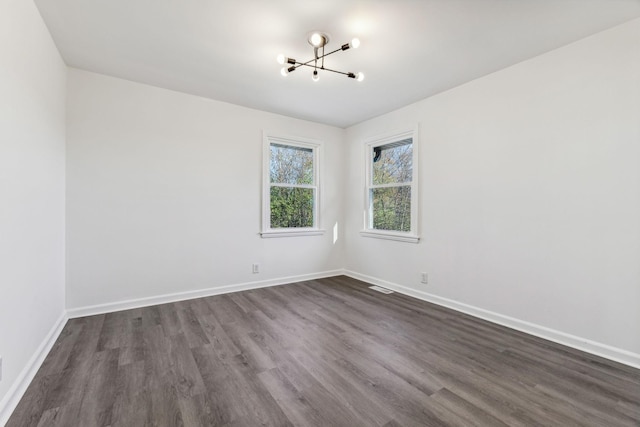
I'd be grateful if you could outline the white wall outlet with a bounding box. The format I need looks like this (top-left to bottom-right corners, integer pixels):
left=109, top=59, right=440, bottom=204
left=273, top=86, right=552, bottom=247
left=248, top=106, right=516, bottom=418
left=252, top=263, right=260, bottom=274
left=421, top=272, right=428, bottom=284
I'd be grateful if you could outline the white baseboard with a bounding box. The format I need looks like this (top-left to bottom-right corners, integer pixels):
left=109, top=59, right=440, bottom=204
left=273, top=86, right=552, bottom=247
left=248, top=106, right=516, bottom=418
left=344, top=270, right=640, bottom=370
left=67, top=269, right=345, bottom=319
left=0, top=312, right=68, bottom=427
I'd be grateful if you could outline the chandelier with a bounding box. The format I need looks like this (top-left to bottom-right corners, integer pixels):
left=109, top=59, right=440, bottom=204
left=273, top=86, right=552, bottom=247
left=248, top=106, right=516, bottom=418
left=277, top=32, right=364, bottom=82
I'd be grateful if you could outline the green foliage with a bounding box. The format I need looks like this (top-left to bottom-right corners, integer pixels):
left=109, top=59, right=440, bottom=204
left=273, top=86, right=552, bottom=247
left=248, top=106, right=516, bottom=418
left=270, top=187, right=314, bottom=228
left=372, top=186, right=411, bottom=232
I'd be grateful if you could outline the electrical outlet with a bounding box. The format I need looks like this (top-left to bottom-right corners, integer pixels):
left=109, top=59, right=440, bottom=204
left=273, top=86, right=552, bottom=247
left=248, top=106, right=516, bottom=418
left=421, top=272, right=428, bottom=284
left=252, top=263, right=260, bottom=274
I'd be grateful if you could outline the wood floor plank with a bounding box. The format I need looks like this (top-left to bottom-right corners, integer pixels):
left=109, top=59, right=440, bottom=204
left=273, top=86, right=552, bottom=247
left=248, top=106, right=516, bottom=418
left=190, top=348, right=235, bottom=425
left=206, top=294, right=247, bottom=326
left=7, top=276, right=640, bottom=426
left=430, top=387, right=510, bottom=427
left=177, top=393, right=220, bottom=427
left=116, top=314, right=144, bottom=366
left=110, top=360, right=150, bottom=427
left=286, top=345, right=394, bottom=426
left=266, top=359, right=370, bottom=427
left=35, top=401, right=81, bottom=427
left=221, top=353, right=294, bottom=426
left=176, top=305, right=211, bottom=348
left=75, top=348, right=119, bottom=426
left=169, top=333, right=207, bottom=398
left=258, top=367, right=326, bottom=427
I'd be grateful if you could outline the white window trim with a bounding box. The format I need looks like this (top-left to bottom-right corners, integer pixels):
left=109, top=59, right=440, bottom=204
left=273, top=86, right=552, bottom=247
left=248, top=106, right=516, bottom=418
left=360, top=127, right=420, bottom=243
left=261, top=133, right=325, bottom=238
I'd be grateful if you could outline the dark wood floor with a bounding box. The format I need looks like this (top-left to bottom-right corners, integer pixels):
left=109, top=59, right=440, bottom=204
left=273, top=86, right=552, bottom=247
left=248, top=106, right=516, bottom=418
left=7, top=276, right=640, bottom=426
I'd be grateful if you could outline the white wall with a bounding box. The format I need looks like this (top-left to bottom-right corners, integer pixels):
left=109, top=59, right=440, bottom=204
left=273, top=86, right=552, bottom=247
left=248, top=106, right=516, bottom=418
left=0, top=0, right=67, bottom=417
left=66, top=69, right=345, bottom=310
left=345, top=18, right=640, bottom=358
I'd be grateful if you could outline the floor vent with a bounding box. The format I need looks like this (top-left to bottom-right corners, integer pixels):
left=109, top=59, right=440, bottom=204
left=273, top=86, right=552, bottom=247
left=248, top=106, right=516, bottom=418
left=369, top=285, right=394, bottom=294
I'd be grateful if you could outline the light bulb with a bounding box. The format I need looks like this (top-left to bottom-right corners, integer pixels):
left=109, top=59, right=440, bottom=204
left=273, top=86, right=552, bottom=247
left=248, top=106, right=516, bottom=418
left=312, top=70, right=319, bottom=82
left=356, top=72, right=364, bottom=82
left=276, top=54, right=285, bottom=65
left=280, top=67, right=289, bottom=77
left=310, top=33, right=323, bottom=47
left=350, top=38, right=361, bottom=49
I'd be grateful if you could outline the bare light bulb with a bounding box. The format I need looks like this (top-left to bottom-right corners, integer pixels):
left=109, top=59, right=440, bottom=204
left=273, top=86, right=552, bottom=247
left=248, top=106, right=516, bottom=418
left=356, top=72, right=364, bottom=82
left=312, top=70, right=319, bottom=82
left=280, top=67, right=289, bottom=77
left=350, top=38, right=361, bottom=49
left=276, top=54, right=285, bottom=65
left=310, top=32, right=323, bottom=47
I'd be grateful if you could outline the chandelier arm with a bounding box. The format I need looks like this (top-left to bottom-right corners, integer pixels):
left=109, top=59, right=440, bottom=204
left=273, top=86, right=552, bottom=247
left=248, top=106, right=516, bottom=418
left=289, top=46, right=345, bottom=69
left=288, top=57, right=318, bottom=70
left=300, top=57, right=317, bottom=66
left=286, top=50, right=341, bottom=68
left=317, top=66, right=353, bottom=77
left=294, top=63, right=355, bottom=77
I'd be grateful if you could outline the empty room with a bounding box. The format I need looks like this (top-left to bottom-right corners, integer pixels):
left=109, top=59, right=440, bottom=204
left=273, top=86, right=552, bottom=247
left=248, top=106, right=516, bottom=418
left=1, top=0, right=639, bottom=425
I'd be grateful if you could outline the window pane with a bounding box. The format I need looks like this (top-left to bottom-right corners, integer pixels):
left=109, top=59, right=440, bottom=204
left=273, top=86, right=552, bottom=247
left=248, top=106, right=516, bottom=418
left=270, top=186, right=314, bottom=228
left=270, top=143, right=313, bottom=185
left=371, top=186, right=411, bottom=232
left=372, top=140, right=412, bottom=185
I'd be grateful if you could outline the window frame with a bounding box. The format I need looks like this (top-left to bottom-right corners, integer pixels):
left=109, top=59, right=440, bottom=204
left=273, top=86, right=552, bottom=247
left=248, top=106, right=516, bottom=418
left=261, top=133, right=324, bottom=238
left=361, top=127, right=420, bottom=243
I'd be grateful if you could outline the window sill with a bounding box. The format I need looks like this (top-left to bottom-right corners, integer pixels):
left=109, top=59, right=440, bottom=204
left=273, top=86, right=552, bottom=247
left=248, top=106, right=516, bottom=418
left=360, top=230, right=420, bottom=243
left=261, top=229, right=326, bottom=238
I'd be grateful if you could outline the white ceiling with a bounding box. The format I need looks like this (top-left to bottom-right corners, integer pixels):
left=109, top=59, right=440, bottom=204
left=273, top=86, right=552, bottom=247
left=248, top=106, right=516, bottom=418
left=35, top=0, right=640, bottom=128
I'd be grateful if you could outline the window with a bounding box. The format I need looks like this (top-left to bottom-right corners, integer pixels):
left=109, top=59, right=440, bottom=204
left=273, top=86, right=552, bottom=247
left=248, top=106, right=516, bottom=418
left=362, top=128, right=419, bottom=243
left=262, top=134, right=323, bottom=238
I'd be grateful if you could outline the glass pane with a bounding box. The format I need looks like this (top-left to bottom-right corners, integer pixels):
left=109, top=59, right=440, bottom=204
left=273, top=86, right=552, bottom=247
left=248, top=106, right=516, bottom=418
left=270, top=143, right=314, bottom=185
left=371, top=186, right=411, bottom=232
left=372, top=140, right=412, bottom=185
left=270, top=186, right=314, bottom=228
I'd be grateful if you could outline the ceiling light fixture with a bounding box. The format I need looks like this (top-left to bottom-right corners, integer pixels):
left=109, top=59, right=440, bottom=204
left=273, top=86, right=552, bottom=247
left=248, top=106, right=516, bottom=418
left=277, top=32, right=364, bottom=82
